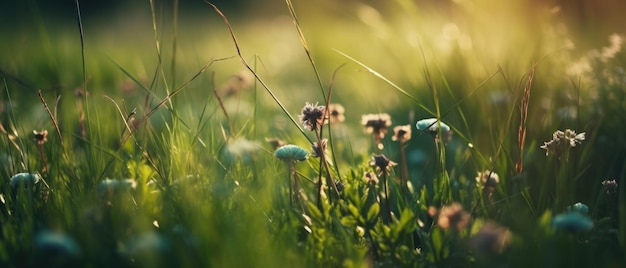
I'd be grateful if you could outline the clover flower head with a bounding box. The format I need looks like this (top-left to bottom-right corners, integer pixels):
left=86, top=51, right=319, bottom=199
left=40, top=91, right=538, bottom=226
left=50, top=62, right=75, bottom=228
left=33, top=130, right=48, bottom=145
left=369, top=154, right=397, bottom=176
left=361, top=113, right=392, bottom=139
left=328, top=103, right=345, bottom=124
left=391, top=124, right=412, bottom=143
left=540, top=129, right=585, bottom=157
left=274, top=144, right=309, bottom=162
left=437, top=202, right=471, bottom=231
left=299, top=102, right=327, bottom=131
left=311, top=139, right=328, bottom=158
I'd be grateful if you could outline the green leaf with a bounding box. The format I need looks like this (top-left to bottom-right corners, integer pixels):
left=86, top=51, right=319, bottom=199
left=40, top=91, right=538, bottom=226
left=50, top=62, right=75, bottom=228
left=307, top=202, right=323, bottom=220
left=341, top=216, right=358, bottom=227
left=366, top=203, right=380, bottom=222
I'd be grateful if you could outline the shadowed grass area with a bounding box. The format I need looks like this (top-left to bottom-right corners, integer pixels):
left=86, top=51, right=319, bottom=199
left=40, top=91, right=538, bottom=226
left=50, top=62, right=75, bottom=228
left=0, top=0, right=625, bottom=267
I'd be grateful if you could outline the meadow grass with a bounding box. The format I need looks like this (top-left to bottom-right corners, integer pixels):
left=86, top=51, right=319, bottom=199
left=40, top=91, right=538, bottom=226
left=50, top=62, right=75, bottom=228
left=0, top=0, right=625, bottom=267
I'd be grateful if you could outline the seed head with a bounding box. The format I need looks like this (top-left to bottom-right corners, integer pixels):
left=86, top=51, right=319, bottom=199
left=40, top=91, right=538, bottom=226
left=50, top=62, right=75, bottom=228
left=299, top=102, right=327, bottom=131
left=437, top=202, right=471, bottom=231
left=369, top=154, right=397, bottom=176
left=391, top=124, right=412, bottom=143
left=33, top=130, right=48, bottom=145
left=311, top=139, right=328, bottom=158
left=328, top=103, right=345, bottom=124
left=361, top=113, right=392, bottom=139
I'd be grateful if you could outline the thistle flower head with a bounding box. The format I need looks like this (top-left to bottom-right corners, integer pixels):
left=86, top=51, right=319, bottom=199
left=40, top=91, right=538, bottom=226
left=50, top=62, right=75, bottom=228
left=369, top=154, right=397, bottom=176
left=361, top=113, right=392, bottom=139
left=299, top=102, right=327, bottom=131
left=328, top=103, right=345, bottom=124
left=274, top=144, right=309, bottom=162
left=391, top=124, right=412, bottom=143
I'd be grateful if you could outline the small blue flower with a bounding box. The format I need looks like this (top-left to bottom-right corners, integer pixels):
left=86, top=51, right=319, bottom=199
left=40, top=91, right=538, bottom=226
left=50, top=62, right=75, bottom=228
left=551, top=212, right=593, bottom=232
left=9, top=172, right=41, bottom=189
left=98, top=178, right=137, bottom=196
left=415, top=118, right=450, bottom=133
left=274, top=144, right=309, bottom=161
left=123, top=232, right=170, bottom=256
left=34, top=231, right=80, bottom=259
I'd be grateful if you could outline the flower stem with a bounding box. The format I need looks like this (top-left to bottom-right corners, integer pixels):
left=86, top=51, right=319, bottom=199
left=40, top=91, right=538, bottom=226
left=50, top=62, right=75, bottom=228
left=382, top=172, right=392, bottom=223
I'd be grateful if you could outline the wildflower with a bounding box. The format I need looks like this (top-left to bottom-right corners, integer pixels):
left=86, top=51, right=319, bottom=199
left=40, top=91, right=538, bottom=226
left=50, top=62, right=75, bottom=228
left=33, top=130, right=48, bottom=145
left=122, top=231, right=170, bottom=257
left=10, top=172, right=42, bottom=190
left=361, top=113, right=392, bottom=139
left=369, top=154, right=397, bottom=176
left=98, top=178, right=137, bottom=199
left=311, top=139, right=328, bottom=158
left=601, top=179, right=618, bottom=195
left=363, top=171, right=379, bottom=185
left=223, top=138, right=260, bottom=163
left=328, top=103, right=345, bottom=123
left=552, top=211, right=593, bottom=232
left=415, top=118, right=450, bottom=133
left=476, top=170, right=500, bottom=188
left=74, top=88, right=89, bottom=98
left=265, top=137, right=287, bottom=151
left=437, top=202, right=471, bottom=231
left=427, top=206, right=438, bottom=217
left=33, top=231, right=80, bottom=266
left=221, top=70, right=254, bottom=97
left=274, top=144, right=309, bottom=162
left=469, top=221, right=512, bottom=255
left=391, top=124, right=412, bottom=143
left=299, top=102, right=327, bottom=131
left=540, top=129, right=585, bottom=157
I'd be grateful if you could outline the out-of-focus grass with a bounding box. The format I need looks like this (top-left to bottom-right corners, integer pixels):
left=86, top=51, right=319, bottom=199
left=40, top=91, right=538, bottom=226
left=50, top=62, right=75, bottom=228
left=1, top=0, right=625, bottom=267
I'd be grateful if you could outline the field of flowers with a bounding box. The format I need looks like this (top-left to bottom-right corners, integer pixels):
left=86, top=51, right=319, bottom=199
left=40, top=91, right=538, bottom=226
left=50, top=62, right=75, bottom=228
left=0, top=0, right=625, bottom=267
